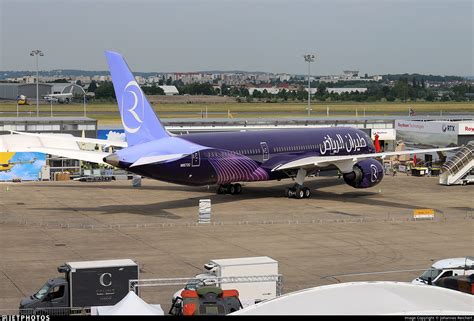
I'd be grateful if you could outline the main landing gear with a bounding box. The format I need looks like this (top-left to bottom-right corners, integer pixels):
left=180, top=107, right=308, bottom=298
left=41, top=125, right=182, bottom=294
left=285, top=184, right=311, bottom=199
left=285, top=168, right=311, bottom=199
left=217, top=183, right=242, bottom=195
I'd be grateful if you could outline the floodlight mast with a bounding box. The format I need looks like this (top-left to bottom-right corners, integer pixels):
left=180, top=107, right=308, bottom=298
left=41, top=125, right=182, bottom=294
left=30, top=50, right=44, bottom=117
left=303, top=54, right=315, bottom=116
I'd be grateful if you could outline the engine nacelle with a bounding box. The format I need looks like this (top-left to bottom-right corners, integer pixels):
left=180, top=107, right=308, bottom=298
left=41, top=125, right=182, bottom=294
left=343, top=159, right=384, bottom=188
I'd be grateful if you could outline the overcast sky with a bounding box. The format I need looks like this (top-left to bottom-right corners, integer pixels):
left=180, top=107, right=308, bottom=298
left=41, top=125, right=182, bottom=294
left=0, top=0, right=472, bottom=75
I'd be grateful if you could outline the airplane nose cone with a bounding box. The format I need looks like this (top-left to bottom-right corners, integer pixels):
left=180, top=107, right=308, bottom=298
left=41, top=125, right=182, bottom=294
left=104, top=153, right=119, bottom=167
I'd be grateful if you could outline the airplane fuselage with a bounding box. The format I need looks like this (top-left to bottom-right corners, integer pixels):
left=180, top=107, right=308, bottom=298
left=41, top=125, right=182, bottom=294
left=120, top=127, right=376, bottom=186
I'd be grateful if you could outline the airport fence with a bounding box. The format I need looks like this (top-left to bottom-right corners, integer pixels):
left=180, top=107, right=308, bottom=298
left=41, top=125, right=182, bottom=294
left=128, top=274, right=283, bottom=312
left=0, top=212, right=472, bottom=230
left=129, top=274, right=284, bottom=296
left=0, top=307, right=90, bottom=316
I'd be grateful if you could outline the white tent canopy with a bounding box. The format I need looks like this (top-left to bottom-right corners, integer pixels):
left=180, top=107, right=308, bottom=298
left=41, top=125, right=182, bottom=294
left=231, top=282, right=474, bottom=315
left=95, top=291, right=164, bottom=315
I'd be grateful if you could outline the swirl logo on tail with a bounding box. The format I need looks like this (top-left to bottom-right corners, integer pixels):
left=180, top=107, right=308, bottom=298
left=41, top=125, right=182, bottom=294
left=121, top=80, right=144, bottom=133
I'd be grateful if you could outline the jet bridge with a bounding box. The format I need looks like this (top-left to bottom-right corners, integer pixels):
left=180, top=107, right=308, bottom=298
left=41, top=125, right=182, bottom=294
left=439, top=142, right=474, bottom=185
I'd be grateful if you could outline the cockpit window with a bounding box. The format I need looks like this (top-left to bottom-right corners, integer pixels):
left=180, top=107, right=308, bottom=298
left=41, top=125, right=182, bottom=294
left=34, top=283, right=52, bottom=300
left=420, top=268, right=442, bottom=281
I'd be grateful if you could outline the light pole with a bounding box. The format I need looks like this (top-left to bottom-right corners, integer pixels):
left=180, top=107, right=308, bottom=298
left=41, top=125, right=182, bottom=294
left=303, top=54, right=315, bottom=116
left=30, top=50, right=44, bottom=117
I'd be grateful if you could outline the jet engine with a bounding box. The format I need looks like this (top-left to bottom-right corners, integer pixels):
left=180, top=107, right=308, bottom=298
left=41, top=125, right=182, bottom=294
left=343, top=159, right=384, bottom=188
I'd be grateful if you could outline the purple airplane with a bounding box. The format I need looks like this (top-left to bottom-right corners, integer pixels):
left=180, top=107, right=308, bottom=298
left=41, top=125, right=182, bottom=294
left=101, top=52, right=458, bottom=199
left=5, top=52, right=458, bottom=199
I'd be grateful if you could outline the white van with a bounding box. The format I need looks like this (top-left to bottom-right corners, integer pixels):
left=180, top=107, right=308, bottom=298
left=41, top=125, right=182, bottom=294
left=412, top=257, right=474, bottom=285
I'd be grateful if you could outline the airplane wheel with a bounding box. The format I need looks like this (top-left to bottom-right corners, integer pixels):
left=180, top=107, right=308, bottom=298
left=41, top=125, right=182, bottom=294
left=284, top=188, right=290, bottom=198
left=303, top=187, right=311, bottom=198
left=229, top=184, right=236, bottom=195
left=295, top=187, right=304, bottom=199
left=217, top=185, right=225, bottom=194
left=234, top=183, right=242, bottom=194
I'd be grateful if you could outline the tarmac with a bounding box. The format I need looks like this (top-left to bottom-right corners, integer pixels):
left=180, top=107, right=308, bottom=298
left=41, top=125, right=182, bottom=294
left=0, top=175, right=472, bottom=311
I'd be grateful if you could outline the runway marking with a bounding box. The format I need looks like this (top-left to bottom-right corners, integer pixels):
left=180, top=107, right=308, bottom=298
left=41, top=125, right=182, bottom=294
left=0, top=270, right=25, bottom=296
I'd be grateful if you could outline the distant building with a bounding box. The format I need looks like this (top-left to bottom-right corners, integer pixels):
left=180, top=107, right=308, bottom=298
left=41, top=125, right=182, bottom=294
left=0, top=83, right=53, bottom=100
left=248, top=87, right=281, bottom=95
left=325, top=88, right=368, bottom=94
left=320, top=70, right=377, bottom=83
left=159, top=85, right=179, bottom=95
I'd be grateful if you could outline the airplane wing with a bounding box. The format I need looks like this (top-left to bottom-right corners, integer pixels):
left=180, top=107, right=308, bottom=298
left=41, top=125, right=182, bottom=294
left=10, top=131, right=128, bottom=147
left=26, top=147, right=108, bottom=164
left=271, top=147, right=459, bottom=173
left=0, top=133, right=109, bottom=164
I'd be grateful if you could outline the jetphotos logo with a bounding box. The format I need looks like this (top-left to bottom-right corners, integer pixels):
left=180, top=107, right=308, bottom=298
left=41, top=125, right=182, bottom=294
left=121, top=80, right=144, bottom=134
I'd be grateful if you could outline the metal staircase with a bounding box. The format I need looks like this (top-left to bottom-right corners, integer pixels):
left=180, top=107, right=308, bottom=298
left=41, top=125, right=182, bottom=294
left=439, top=142, right=474, bottom=185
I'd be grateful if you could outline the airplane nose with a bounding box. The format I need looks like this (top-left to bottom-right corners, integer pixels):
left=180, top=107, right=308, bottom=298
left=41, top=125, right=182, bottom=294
left=104, top=153, right=119, bottom=167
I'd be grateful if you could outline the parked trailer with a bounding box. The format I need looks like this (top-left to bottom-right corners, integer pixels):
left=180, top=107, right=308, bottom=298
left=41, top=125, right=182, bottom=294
left=19, top=259, right=139, bottom=315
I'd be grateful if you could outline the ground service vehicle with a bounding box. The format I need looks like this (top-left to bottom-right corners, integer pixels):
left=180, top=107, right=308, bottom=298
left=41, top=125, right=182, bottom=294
left=172, top=256, right=279, bottom=308
left=170, top=286, right=242, bottom=315
left=412, top=257, right=474, bottom=285
left=19, top=259, right=139, bottom=315
left=435, top=274, right=474, bottom=295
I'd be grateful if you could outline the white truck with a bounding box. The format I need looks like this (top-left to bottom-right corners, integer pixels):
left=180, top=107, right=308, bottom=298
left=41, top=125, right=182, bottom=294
left=172, top=256, right=279, bottom=310
left=412, top=257, right=474, bottom=285
left=19, top=259, right=139, bottom=315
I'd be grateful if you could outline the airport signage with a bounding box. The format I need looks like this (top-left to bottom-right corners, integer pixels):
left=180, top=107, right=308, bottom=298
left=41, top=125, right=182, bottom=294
left=371, top=129, right=395, bottom=140
left=395, top=121, right=459, bottom=135
left=413, top=209, right=435, bottom=220
left=457, top=122, right=474, bottom=135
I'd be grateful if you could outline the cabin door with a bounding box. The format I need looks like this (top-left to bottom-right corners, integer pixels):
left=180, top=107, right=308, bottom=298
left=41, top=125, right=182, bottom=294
left=260, top=142, right=269, bottom=162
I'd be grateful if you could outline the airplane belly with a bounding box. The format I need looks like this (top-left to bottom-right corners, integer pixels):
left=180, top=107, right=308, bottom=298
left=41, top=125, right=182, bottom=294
left=126, top=157, right=219, bottom=186
left=205, top=150, right=269, bottom=184
left=123, top=149, right=271, bottom=186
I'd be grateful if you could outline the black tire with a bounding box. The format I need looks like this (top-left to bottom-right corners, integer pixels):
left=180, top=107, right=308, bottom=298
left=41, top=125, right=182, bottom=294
left=295, top=187, right=304, bottom=199
left=229, top=184, right=236, bottom=195
left=284, top=188, right=290, bottom=198
left=217, top=185, right=225, bottom=194
left=303, top=187, right=311, bottom=198
left=234, top=183, right=242, bottom=194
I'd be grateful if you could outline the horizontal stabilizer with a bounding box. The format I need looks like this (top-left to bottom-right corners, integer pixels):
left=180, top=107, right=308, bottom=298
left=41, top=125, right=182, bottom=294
left=130, top=154, right=186, bottom=167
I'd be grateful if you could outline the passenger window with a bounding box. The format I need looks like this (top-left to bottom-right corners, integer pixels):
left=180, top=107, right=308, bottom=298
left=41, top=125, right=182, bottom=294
left=49, top=285, right=65, bottom=300
left=439, top=271, right=453, bottom=279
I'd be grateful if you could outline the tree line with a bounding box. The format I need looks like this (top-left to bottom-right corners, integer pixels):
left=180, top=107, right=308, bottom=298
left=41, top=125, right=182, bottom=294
left=88, top=78, right=472, bottom=102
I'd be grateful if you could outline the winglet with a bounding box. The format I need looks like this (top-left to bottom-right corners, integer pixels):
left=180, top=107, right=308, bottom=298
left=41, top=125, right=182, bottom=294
left=105, top=51, right=169, bottom=146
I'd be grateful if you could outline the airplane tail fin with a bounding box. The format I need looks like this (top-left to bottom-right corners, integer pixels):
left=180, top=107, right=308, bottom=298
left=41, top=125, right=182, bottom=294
left=105, top=51, right=169, bottom=146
